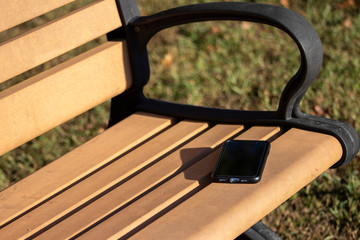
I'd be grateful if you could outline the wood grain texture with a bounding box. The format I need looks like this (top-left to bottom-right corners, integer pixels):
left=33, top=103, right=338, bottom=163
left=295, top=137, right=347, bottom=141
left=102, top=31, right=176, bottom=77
left=130, top=129, right=342, bottom=240
left=0, top=41, right=131, bottom=156
left=0, top=0, right=121, bottom=83
left=0, top=124, right=343, bottom=239
left=0, top=112, right=173, bottom=228
left=77, top=127, right=279, bottom=239
left=0, top=121, right=208, bottom=239
left=0, top=0, right=75, bottom=32
left=38, top=124, right=244, bottom=239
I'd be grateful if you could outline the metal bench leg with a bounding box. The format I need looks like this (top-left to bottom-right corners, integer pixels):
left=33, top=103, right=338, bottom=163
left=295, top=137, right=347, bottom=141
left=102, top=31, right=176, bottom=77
left=236, top=221, right=282, bottom=240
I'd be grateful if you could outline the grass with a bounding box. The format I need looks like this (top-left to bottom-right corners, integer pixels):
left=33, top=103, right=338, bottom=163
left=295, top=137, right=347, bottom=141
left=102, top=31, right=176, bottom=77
left=0, top=0, right=359, bottom=239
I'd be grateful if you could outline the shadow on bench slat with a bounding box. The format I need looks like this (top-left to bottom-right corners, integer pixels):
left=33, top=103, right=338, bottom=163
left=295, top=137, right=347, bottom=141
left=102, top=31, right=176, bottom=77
left=0, top=112, right=172, bottom=228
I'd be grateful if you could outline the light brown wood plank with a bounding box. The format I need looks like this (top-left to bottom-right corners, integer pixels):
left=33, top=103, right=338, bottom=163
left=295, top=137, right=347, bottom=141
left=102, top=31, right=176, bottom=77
left=36, top=124, right=244, bottom=239
left=0, top=0, right=121, bottom=83
left=0, top=0, right=75, bottom=32
left=0, top=112, right=173, bottom=227
left=0, top=121, right=208, bottom=239
left=130, top=129, right=342, bottom=240
left=0, top=41, right=131, bottom=156
left=76, top=127, right=279, bottom=239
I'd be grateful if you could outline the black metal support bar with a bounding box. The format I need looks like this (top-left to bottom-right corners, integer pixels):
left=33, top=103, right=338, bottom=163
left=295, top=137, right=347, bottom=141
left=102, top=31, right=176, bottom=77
left=236, top=221, right=282, bottom=240
left=107, top=0, right=149, bottom=126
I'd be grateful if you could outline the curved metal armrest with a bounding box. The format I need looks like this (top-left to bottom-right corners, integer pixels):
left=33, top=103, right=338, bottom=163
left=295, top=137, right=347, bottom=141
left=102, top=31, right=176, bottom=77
left=112, top=1, right=359, bottom=167
left=129, top=2, right=323, bottom=120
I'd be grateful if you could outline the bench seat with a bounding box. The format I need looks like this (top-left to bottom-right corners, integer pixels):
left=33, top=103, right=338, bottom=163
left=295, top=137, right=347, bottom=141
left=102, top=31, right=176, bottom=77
left=0, top=112, right=342, bottom=239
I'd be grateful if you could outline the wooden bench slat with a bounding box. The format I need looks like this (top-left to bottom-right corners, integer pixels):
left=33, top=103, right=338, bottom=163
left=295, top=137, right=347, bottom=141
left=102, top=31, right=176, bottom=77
left=76, top=127, right=280, bottom=239
left=0, top=41, right=131, bottom=156
left=130, top=129, right=342, bottom=240
left=0, top=120, right=208, bottom=239
left=0, top=0, right=75, bottom=32
left=33, top=123, right=244, bottom=239
left=0, top=0, right=121, bottom=83
left=0, top=112, right=173, bottom=228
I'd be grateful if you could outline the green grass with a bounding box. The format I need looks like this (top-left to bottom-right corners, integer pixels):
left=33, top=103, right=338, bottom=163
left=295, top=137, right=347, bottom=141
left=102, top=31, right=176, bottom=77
left=145, top=21, right=298, bottom=111
left=0, top=0, right=359, bottom=239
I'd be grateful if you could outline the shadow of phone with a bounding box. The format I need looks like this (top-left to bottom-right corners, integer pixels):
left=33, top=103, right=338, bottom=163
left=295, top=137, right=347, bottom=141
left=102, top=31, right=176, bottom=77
left=180, top=147, right=220, bottom=184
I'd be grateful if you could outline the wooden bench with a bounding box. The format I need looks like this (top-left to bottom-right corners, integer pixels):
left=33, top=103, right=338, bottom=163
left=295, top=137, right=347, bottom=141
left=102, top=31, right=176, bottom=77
left=1, top=0, right=359, bottom=239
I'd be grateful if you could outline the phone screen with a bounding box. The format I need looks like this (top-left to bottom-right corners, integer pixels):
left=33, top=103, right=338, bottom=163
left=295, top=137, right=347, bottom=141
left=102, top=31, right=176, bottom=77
left=213, top=140, right=270, bottom=183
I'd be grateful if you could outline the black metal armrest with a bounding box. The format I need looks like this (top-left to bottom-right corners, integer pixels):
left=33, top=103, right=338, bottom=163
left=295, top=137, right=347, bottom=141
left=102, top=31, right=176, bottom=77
left=110, top=1, right=359, bottom=167
left=129, top=2, right=322, bottom=120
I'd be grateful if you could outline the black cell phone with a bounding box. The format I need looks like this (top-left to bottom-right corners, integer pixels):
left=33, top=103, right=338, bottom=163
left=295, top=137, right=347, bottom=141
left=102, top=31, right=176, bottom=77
left=212, top=140, right=270, bottom=183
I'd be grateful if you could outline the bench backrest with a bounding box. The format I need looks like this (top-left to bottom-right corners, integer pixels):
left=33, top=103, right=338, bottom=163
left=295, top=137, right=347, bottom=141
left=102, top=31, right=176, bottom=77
left=0, top=0, right=131, bottom=156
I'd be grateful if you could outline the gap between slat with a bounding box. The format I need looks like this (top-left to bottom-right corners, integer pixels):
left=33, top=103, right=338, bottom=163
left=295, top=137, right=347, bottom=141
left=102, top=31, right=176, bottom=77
left=33, top=124, right=244, bottom=239
left=129, top=128, right=342, bottom=240
left=0, top=112, right=173, bottom=228
left=0, top=0, right=122, bottom=83
left=0, top=41, right=131, bottom=156
left=76, top=126, right=280, bottom=239
left=0, top=0, right=76, bottom=32
left=0, top=120, right=208, bottom=239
